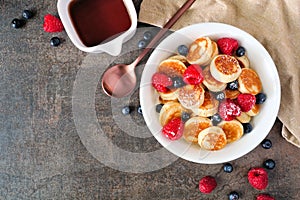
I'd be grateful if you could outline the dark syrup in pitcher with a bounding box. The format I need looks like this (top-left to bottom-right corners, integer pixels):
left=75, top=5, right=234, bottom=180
left=68, top=0, right=132, bottom=47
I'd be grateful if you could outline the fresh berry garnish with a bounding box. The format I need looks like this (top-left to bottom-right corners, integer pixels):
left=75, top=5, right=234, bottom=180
left=155, top=104, right=164, bottom=113
left=223, top=163, right=233, bottom=173
left=181, top=111, right=190, bottom=122
left=22, top=10, right=34, bottom=19
left=172, top=76, right=185, bottom=88
left=211, top=113, right=222, bottom=125
left=242, top=123, right=253, bottom=134
left=162, top=118, right=184, bottom=140
left=143, top=31, right=152, bottom=41
left=151, top=72, right=173, bottom=93
left=217, top=37, right=239, bottom=55
left=227, top=80, right=239, bottom=90
left=256, top=93, right=267, bottom=104
left=263, top=159, right=276, bottom=170
left=121, top=106, right=131, bottom=115
left=256, top=194, right=275, bottom=200
left=248, top=167, right=268, bottom=190
left=43, top=14, right=64, bottom=32
left=177, top=44, right=189, bottom=56
left=183, top=64, right=204, bottom=85
left=50, top=37, right=61, bottom=47
left=228, top=191, right=240, bottom=200
left=219, top=99, right=241, bottom=121
left=11, top=18, right=25, bottom=28
left=213, top=91, right=225, bottom=101
left=261, top=139, right=272, bottom=149
left=236, top=46, right=246, bottom=57
left=199, top=176, right=217, bottom=194
left=138, top=39, right=147, bottom=48
left=237, top=93, right=256, bottom=112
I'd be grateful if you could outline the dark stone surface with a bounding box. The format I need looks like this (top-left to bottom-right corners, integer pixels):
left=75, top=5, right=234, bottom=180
left=0, top=0, right=299, bottom=199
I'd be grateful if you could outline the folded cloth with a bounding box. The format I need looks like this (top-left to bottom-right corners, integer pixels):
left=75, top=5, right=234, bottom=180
left=138, top=0, right=300, bottom=147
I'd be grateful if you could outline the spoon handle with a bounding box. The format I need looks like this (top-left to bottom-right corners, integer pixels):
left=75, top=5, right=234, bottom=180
left=132, top=0, right=196, bottom=66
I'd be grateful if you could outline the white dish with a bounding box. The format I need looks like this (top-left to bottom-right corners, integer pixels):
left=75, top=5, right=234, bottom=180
left=140, top=22, right=281, bottom=164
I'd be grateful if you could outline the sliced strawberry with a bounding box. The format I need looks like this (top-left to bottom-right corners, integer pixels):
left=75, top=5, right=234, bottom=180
left=162, top=118, right=184, bottom=140
left=217, top=37, right=239, bottom=55
left=219, top=99, right=241, bottom=121
left=183, top=64, right=204, bottom=85
left=151, top=72, right=173, bottom=93
left=237, top=93, right=256, bottom=112
left=43, top=14, right=64, bottom=33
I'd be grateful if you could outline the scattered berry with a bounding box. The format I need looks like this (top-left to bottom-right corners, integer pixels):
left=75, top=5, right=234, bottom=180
left=50, top=36, right=61, bottom=47
left=219, top=99, right=241, bottom=121
left=151, top=72, right=173, bottom=93
left=121, top=106, right=131, bottom=115
left=11, top=18, right=25, bottom=28
left=214, top=91, right=225, bottom=101
left=22, top=10, right=34, bottom=19
left=242, top=123, right=253, bottom=134
left=236, top=46, right=246, bottom=57
left=256, top=194, right=275, bottom=200
left=211, top=113, right=222, bottom=125
left=183, top=64, right=204, bottom=85
left=199, top=176, right=217, bottom=194
left=228, top=191, right=240, bottom=200
left=248, top=167, right=268, bottom=190
left=237, top=93, right=256, bottom=112
left=223, top=163, right=233, bottom=173
left=137, top=105, right=143, bottom=115
left=261, top=139, right=272, bottom=149
left=172, top=76, right=185, bottom=88
left=143, top=31, right=152, bottom=41
left=162, top=118, right=184, bottom=140
left=217, top=37, right=239, bottom=55
left=155, top=104, right=164, bottom=113
left=181, top=112, right=190, bottom=122
left=177, top=44, right=189, bottom=56
left=263, top=159, right=276, bottom=170
left=227, top=80, right=239, bottom=90
left=138, top=40, right=147, bottom=48
left=256, top=93, right=267, bottom=104
left=43, top=14, right=64, bottom=32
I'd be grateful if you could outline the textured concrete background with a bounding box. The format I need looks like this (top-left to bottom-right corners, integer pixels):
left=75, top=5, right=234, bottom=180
left=0, top=0, right=300, bottom=199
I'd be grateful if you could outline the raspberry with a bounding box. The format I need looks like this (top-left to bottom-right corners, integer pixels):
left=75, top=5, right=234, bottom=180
left=217, top=37, right=239, bottom=55
left=43, top=14, right=64, bottom=32
left=237, top=93, right=256, bottom=112
left=256, top=194, right=275, bottom=200
left=248, top=168, right=268, bottom=190
left=183, top=64, right=204, bottom=85
left=218, top=99, right=241, bottom=121
left=199, top=176, right=217, bottom=194
left=151, top=72, right=173, bottom=93
left=162, top=118, right=184, bottom=140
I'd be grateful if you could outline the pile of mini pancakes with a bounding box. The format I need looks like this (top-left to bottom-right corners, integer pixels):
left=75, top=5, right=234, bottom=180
left=154, top=37, right=263, bottom=151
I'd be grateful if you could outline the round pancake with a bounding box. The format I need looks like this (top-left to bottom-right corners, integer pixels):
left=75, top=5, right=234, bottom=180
left=238, top=68, right=262, bottom=95
left=183, top=116, right=212, bottom=143
left=186, top=37, right=214, bottom=66
left=177, top=84, right=205, bottom=110
left=158, top=59, right=187, bottom=78
left=218, top=120, right=244, bottom=143
left=202, top=66, right=227, bottom=92
left=193, top=91, right=219, bottom=117
left=198, top=126, right=227, bottom=151
left=159, top=101, right=183, bottom=126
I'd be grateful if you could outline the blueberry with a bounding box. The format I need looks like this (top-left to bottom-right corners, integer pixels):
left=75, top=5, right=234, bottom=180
left=138, top=40, right=147, bottom=48
left=11, top=18, right=25, bottom=28
left=228, top=191, right=239, bottom=200
left=256, top=93, right=267, bottom=104
left=137, top=105, right=143, bottom=115
left=155, top=104, right=164, bottom=113
left=214, top=91, right=225, bottom=101
left=236, top=46, right=246, bottom=57
left=263, top=159, right=276, bottom=170
left=242, top=123, right=253, bottom=134
left=227, top=80, right=239, bottom=90
left=122, top=106, right=131, bottom=115
left=181, top=112, right=190, bottom=122
left=223, top=163, right=233, bottom=173
left=172, top=76, right=185, bottom=88
left=22, top=10, right=34, bottom=19
left=50, top=37, right=61, bottom=47
left=211, top=113, right=222, bottom=126
left=143, top=31, right=152, bottom=41
left=261, top=139, right=272, bottom=149
left=177, top=44, right=189, bottom=56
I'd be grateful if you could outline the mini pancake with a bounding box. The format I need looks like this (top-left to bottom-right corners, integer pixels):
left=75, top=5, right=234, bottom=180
left=158, top=59, right=187, bottom=78
left=218, top=120, right=244, bottom=143
left=193, top=91, right=219, bottom=117
left=177, top=84, right=205, bottom=110
left=202, top=66, right=227, bottom=92
left=238, top=68, right=262, bottom=95
left=183, top=116, right=212, bottom=143
left=198, top=126, right=227, bottom=151
left=159, top=101, right=183, bottom=126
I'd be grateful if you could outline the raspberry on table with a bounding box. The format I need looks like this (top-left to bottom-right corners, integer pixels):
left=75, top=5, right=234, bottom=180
left=43, top=14, right=64, bottom=32
left=256, top=194, right=275, bottom=200
left=217, top=37, right=239, bottom=55
left=248, top=167, right=268, bottom=190
left=199, top=176, right=217, bottom=194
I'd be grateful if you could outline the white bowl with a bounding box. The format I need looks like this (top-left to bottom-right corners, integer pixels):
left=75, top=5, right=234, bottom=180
left=140, top=22, right=281, bottom=164
left=57, top=0, right=137, bottom=56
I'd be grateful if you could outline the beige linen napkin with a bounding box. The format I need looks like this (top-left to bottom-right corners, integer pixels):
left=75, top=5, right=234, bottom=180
left=138, top=0, right=300, bottom=147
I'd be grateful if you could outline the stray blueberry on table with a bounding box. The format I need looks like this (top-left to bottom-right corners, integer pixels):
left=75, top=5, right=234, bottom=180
left=138, top=40, right=147, bottom=49
left=242, top=123, right=253, bottom=134
left=50, top=37, right=61, bottom=47
left=261, top=139, right=272, bottom=149
left=22, top=10, right=34, bottom=19
left=227, top=80, right=239, bottom=90
left=211, top=113, right=222, bottom=126
left=137, top=105, right=143, bottom=115
left=228, top=191, right=239, bottom=200
left=255, top=93, right=267, bottom=104
left=214, top=91, right=225, bottom=101
left=155, top=103, right=164, bottom=113
left=143, top=31, right=152, bottom=41
left=181, top=112, right=190, bottom=122
left=172, top=76, right=185, bottom=88
left=223, top=163, right=233, bottom=173
left=177, top=44, right=189, bottom=56
left=235, top=46, right=246, bottom=57
left=263, top=159, right=276, bottom=170
left=121, top=106, right=131, bottom=115
left=11, top=18, right=25, bottom=28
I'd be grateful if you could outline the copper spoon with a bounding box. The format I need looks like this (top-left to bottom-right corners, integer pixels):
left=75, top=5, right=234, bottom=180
left=101, top=0, right=196, bottom=98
